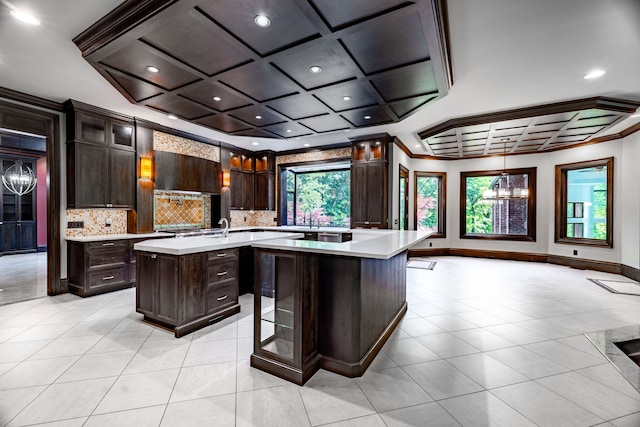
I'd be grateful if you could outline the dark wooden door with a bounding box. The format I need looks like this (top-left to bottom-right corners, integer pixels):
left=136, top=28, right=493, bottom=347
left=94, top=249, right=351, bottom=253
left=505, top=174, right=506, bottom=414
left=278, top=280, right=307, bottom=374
left=366, top=162, right=386, bottom=228
left=254, top=173, right=274, bottom=210
left=242, top=172, right=254, bottom=210
left=109, top=149, right=135, bottom=208
left=350, top=163, right=368, bottom=227
left=156, top=254, right=179, bottom=325
left=1, top=222, right=16, bottom=253
left=230, top=170, right=244, bottom=209
left=16, top=221, right=36, bottom=250
left=136, top=252, right=157, bottom=317
left=179, top=253, right=206, bottom=324
left=73, top=143, right=108, bottom=208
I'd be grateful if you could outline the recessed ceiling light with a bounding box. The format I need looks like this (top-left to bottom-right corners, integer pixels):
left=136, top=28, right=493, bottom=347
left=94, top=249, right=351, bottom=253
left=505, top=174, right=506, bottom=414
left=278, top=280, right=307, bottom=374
left=254, top=15, right=271, bottom=27
left=342, top=96, right=351, bottom=101
left=10, top=9, right=40, bottom=26
left=303, top=143, right=310, bottom=147
left=364, top=115, right=371, bottom=120
left=414, top=144, right=421, bottom=148
left=255, top=115, right=262, bottom=120
left=212, top=96, right=222, bottom=101
left=252, top=142, right=260, bottom=146
left=167, top=114, right=178, bottom=120
left=584, top=69, right=606, bottom=79
left=309, top=65, right=322, bottom=73
left=285, top=129, right=292, bottom=133
left=146, top=66, right=159, bottom=73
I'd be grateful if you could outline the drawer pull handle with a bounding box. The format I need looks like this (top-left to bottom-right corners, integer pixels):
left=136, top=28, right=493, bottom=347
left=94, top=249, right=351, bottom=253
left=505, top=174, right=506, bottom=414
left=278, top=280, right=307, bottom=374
left=216, top=253, right=227, bottom=257
left=151, top=254, right=157, bottom=259
left=217, top=271, right=228, bottom=276
left=102, top=242, right=115, bottom=246
left=216, top=295, right=228, bottom=301
left=102, top=275, right=115, bottom=280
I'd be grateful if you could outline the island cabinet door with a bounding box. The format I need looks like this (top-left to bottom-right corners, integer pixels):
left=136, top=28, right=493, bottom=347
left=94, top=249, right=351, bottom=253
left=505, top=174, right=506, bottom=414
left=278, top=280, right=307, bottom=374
left=136, top=252, right=157, bottom=317
left=178, top=254, right=206, bottom=324
left=156, top=255, right=179, bottom=325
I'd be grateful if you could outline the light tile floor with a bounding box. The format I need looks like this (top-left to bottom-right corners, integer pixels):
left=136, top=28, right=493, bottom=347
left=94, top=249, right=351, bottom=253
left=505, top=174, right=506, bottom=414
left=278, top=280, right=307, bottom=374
left=0, top=252, right=47, bottom=306
left=1, top=256, right=640, bottom=426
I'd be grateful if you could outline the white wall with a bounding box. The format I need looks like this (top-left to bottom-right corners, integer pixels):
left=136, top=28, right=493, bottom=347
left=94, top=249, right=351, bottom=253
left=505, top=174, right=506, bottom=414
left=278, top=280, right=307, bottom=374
left=407, top=136, right=640, bottom=267
left=390, top=144, right=412, bottom=230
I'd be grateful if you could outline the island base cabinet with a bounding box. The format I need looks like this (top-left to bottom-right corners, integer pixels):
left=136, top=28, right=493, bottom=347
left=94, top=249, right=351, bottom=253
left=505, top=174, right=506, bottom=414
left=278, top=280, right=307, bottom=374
left=251, top=249, right=320, bottom=385
left=136, top=250, right=240, bottom=337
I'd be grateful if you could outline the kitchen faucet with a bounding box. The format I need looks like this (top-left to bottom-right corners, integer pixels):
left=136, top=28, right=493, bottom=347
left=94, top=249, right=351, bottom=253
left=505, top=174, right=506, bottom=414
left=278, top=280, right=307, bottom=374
left=218, top=217, right=229, bottom=237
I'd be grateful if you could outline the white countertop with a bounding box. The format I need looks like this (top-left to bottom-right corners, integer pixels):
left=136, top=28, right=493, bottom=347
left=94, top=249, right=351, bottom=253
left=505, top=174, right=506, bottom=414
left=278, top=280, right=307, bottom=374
left=251, top=230, right=430, bottom=259
left=133, top=231, right=303, bottom=255
left=66, top=232, right=173, bottom=242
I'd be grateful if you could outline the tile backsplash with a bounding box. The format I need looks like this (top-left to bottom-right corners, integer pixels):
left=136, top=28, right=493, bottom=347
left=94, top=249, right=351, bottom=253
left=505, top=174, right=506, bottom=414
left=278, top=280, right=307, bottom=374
left=66, top=209, right=128, bottom=237
left=230, top=210, right=277, bottom=227
left=154, top=190, right=211, bottom=230
left=153, top=131, right=220, bottom=162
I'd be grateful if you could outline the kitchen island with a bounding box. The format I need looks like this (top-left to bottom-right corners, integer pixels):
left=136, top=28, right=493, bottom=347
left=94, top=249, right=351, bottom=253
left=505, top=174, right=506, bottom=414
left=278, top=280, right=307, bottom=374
left=250, top=230, right=428, bottom=384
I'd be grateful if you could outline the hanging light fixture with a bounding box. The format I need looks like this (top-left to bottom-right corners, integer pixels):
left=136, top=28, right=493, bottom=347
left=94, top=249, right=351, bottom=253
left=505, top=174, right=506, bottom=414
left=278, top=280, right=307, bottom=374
left=482, top=138, right=528, bottom=200
left=2, top=160, right=37, bottom=196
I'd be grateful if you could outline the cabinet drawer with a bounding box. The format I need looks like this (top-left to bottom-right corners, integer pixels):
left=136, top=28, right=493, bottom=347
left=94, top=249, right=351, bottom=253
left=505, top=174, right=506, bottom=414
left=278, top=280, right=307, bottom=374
left=88, top=267, right=127, bottom=289
left=207, top=261, right=238, bottom=284
left=207, top=248, right=238, bottom=263
left=206, top=280, right=237, bottom=313
left=89, top=249, right=128, bottom=268
left=88, top=240, right=128, bottom=251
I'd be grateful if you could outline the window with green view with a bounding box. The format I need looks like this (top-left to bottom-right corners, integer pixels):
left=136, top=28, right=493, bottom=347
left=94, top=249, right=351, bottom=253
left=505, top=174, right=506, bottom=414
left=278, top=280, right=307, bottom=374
left=414, top=172, right=445, bottom=236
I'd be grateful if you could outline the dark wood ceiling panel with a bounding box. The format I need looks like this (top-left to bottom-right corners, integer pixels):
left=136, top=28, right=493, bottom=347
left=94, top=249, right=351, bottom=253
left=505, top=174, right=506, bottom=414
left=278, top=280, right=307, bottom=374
left=340, top=10, right=429, bottom=74
left=263, top=122, right=313, bottom=138
left=178, top=81, right=251, bottom=111
left=313, top=82, right=377, bottom=111
left=106, top=71, right=163, bottom=102
left=145, top=96, right=213, bottom=120
left=233, top=128, right=278, bottom=138
left=370, top=62, right=437, bottom=102
left=229, top=105, right=286, bottom=126
left=73, top=0, right=452, bottom=140
left=142, top=10, right=252, bottom=76
left=419, top=97, right=640, bottom=159
left=341, top=105, right=393, bottom=127
left=271, top=40, right=357, bottom=90
left=196, top=114, right=251, bottom=133
left=100, top=42, right=200, bottom=91
left=267, top=94, right=328, bottom=120
left=198, top=0, right=319, bottom=56
left=298, top=115, right=351, bottom=133
left=219, top=62, right=300, bottom=101
left=311, top=0, right=409, bottom=29
left=389, top=95, right=436, bottom=118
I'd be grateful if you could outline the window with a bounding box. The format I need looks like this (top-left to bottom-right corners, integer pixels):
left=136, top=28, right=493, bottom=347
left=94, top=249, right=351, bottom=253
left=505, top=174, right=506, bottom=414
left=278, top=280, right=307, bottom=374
left=281, top=163, right=350, bottom=227
left=555, top=157, right=613, bottom=247
left=399, top=165, right=409, bottom=230
left=460, top=167, right=536, bottom=241
left=414, top=172, right=446, bottom=236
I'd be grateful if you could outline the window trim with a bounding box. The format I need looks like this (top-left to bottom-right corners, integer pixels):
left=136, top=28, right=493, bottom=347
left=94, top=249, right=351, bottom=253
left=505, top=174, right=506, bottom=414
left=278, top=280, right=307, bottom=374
left=554, top=157, right=613, bottom=248
left=399, top=164, right=409, bottom=230
left=414, top=171, right=446, bottom=237
left=460, top=167, right=536, bottom=241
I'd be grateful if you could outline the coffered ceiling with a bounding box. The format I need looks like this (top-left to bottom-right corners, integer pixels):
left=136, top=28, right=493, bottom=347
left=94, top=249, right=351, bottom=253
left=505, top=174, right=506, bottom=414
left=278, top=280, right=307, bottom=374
left=418, top=97, right=640, bottom=158
left=73, top=0, right=450, bottom=140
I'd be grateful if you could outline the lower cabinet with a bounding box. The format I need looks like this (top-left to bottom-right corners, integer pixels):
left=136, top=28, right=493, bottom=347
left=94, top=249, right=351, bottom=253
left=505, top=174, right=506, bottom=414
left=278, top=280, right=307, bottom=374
left=136, top=248, right=240, bottom=337
left=250, top=248, right=320, bottom=385
left=67, top=239, right=132, bottom=297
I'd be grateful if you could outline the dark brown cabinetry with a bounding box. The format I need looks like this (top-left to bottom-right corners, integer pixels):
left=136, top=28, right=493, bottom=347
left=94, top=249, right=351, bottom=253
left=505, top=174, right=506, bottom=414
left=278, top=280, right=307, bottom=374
left=67, top=239, right=131, bottom=297
left=136, top=248, right=240, bottom=337
left=227, top=150, right=275, bottom=211
left=350, top=138, right=389, bottom=228
left=251, top=249, right=320, bottom=385
left=154, top=150, right=220, bottom=194
left=0, top=157, right=37, bottom=255
left=64, top=100, right=135, bottom=209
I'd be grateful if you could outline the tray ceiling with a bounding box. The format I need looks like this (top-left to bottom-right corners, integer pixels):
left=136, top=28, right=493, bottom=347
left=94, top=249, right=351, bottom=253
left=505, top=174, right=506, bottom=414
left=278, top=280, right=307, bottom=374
left=418, top=97, right=640, bottom=159
left=73, top=0, right=450, bottom=140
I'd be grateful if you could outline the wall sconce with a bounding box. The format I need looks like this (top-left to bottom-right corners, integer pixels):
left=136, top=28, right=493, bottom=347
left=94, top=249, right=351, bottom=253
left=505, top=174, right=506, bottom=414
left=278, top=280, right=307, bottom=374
left=222, top=170, right=230, bottom=187
left=140, top=157, right=153, bottom=180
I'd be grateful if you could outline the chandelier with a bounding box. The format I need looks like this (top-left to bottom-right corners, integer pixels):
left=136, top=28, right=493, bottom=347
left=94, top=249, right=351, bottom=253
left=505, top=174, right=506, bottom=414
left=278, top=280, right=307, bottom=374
left=2, top=160, right=37, bottom=196
left=482, top=138, right=528, bottom=200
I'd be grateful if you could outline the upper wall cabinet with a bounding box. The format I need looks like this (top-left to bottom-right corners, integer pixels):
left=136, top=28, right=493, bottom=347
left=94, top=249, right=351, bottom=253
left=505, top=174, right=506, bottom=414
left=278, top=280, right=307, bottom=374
left=350, top=135, right=391, bottom=229
left=154, top=150, right=220, bottom=194
left=254, top=152, right=275, bottom=211
left=64, top=100, right=135, bottom=209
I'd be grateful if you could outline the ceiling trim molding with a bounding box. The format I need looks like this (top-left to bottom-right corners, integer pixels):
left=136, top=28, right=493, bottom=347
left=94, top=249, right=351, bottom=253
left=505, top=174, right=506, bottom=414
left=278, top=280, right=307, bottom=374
left=418, top=96, right=640, bottom=141
left=72, top=0, right=179, bottom=57
left=0, top=87, right=63, bottom=112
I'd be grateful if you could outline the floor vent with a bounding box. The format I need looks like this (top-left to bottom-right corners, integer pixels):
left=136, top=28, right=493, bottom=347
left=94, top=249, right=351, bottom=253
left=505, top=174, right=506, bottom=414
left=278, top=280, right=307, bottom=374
left=588, top=278, right=640, bottom=296
left=407, top=259, right=436, bottom=270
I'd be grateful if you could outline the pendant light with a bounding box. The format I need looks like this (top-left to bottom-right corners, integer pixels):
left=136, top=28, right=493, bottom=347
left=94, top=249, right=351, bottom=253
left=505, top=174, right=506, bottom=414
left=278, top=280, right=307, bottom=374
left=482, top=138, right=528, bottom=200
left=2, top=159, right=37, bottom=196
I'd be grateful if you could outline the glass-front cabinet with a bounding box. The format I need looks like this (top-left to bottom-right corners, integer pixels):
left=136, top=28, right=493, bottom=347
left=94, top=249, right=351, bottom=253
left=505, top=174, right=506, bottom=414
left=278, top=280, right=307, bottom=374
left=251, top=249, right=320, bottom=385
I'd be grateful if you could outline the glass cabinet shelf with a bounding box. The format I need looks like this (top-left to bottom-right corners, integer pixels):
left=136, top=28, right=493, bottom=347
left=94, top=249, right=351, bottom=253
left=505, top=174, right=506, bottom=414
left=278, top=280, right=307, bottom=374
left=261, top=308, right=293, bottom=330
